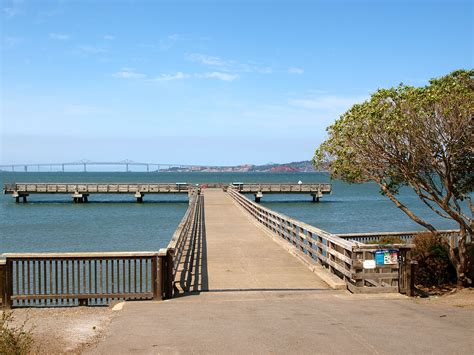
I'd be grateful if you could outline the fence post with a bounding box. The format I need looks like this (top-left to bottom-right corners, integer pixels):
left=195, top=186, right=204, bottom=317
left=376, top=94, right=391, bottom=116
left=152, top=254, right=163, bottom=300
left=1, top=259, right=13, bottom=309
left=409, top=261, right=418, bottom=297
left=0, top=260, right=4, bottom=308
left=163, top=250, right=174, bottom=299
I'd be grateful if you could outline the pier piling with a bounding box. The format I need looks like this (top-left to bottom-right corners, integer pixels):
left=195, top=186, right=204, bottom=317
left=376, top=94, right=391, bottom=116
left=134, top=192, right=144, bottom=203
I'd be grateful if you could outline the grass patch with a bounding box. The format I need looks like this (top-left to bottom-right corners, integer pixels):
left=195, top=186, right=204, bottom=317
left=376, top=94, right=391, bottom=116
left=0, top=311, right=34, bottom=355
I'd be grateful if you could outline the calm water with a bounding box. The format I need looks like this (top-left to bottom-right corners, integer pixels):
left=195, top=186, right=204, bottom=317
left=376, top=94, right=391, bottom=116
left=0, top=172, right=456, bottom=253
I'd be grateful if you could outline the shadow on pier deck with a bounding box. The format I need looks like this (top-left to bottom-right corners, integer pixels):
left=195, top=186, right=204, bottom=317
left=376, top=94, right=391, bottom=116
left=174, top=189, right=329, bottom=295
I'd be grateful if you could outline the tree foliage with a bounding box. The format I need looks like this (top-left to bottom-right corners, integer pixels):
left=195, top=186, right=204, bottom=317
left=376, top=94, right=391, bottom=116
left=314, top=69, right=474, bottom=286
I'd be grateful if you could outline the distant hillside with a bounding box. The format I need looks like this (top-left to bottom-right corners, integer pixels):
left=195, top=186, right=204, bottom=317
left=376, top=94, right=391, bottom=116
left=163, top=160, right=323, bottom=172
left=250, top=160, right=317, bottom=172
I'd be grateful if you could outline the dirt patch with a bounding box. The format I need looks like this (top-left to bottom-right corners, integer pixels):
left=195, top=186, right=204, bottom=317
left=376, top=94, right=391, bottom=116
left=414, top=287, right=474, bottom=308
left=2, top=306, right=115, bottom=354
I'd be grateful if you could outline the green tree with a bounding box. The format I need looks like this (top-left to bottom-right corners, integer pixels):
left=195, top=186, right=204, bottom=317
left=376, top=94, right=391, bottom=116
left=314, top=70, right=473, bottom=286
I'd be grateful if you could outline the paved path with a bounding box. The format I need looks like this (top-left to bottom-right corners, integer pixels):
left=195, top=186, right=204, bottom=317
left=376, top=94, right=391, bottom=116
left=87, top=190, right=474, bottom=354
left=88, top=291, right=474, bottom=354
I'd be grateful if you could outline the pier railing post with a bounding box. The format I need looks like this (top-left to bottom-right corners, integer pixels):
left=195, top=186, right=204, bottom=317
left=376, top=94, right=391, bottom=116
left=409, top=261, right=418, bottom=297
left=152, top=254, right=163, bottom=300
left=164, top=250, right=174, bottom=299
left=0, top=260, right=5, bottom=308
left=1, top=259, right=13, bottom=309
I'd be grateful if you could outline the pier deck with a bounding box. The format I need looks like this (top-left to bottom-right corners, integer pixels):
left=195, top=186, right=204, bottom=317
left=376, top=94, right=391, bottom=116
left=204, top=188, right=328, bottom=290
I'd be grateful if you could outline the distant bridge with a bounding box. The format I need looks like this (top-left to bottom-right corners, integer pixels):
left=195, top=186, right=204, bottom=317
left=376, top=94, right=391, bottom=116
left=0, top=160, right=208, bottom=172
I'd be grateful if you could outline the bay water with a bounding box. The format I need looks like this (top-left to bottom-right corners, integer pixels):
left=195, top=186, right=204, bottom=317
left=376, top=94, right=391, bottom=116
left=0, top=172, right=456, bottom=253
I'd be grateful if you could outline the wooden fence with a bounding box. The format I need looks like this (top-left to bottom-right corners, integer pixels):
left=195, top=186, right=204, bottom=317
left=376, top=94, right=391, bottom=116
left=337, top=230, right=461, bottom=248
left=3, top=183, right=191, bottom=194
left=227, top=187, right=410, bottom=294
left=231, top=183, right=332, bottom=194
left=0, top=252, right=165, bottom=308
left=162, top=192, right=203, bottom=298
left=1, top=190, right=202, bottom=308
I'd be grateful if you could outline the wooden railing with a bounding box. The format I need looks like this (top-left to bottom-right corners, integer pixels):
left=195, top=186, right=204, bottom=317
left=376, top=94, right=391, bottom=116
left=164, top=191, right=204, bottom=297
left=232, top=183, right=332, bottom=194
left=227, top=187, right=409, bottom=294
left=228, top=188, right=354, bottom=281
left=0, top=252, right=164, bottom=308
left=3, top=183, right=192, bottom=194
left=1, top=190, right=203, bottom=308
left=337, top=230, right=460, bottom=248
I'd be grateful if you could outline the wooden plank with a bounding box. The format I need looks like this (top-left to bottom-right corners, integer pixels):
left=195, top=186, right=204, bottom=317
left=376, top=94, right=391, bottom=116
left=352, top=272, right=399, bottom=280
left=11, top=292, right=154, bottom=300
left=347, top=282, right=398, bottom=294
left=3, top=252, right=158, bottom=259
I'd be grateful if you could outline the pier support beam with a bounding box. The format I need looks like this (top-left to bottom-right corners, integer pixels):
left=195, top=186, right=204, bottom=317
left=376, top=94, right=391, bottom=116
left=135, top=192, right=144, bottom=203
left=311, top=190, right=323, bottom=203
left=254, top=191, right=263, bottom=203
left=72, top=192, right=89, bottom=203
left=12, top=191, right=29, bottom=203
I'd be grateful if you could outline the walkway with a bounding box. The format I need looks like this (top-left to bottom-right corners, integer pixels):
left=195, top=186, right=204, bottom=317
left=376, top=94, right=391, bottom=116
left=203, top=188, right=328, bottom=291
left=87, top=189, right=474, bottom=354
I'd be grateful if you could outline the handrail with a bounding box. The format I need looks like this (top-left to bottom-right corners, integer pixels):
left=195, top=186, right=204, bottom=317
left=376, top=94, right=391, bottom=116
left=1, top=252, right=163, bottom=308
left=1, top=190, right=203, bottom=308
left=2, top=251, right=160, bottom=259
left=337, top=229, right=460, bottom=247
left=4, top=183, right=193, bottom=194
left=167, top=192, right=200, bottom=278
left=228, top=188, right=354, bottom=280
left=227, top=187, right=412, bottom=293
left=232, top=183, right=332, bottom=193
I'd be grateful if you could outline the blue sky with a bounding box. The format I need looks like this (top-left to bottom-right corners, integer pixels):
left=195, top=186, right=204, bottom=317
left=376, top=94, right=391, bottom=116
left=1, top=0, right=472, bottom=165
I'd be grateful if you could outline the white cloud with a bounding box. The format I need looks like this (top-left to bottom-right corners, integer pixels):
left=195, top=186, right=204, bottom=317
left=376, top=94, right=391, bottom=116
left=113, top=68, right=146, bottom=79
left=112, top=68, right=238, bottom=83
left=288, top=67, right=304, bottom=74
left=157, top=33, right=186, bottom=50
left=153, top=72, right=189, bottom=81
left=187, top=53, right=229, bottom=67
left=289, top=95, right=367, bottom=111
left=152, top=71, right=237, bottom=82
left=197, top=72, right=238, bottom=81
left=49, top=33, right=70, bottom=40
left=103, top=35, right=115, bottom=40
left=187, top=52, right=271, bottom=76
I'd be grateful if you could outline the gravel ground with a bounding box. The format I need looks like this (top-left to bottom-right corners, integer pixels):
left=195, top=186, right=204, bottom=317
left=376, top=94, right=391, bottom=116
left=2, top=304, right=119, bottom=354
left=414, top=287, right=474, bottom=308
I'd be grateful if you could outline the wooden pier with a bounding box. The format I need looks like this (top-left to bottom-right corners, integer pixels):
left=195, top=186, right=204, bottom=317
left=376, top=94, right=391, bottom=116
left=229, top=182, right=331, bottom=202
left=3, top=182, right=331, bottom=203
left=0, top=183, right=441, bottom=310
left=3, top=183, right=193, bottom=203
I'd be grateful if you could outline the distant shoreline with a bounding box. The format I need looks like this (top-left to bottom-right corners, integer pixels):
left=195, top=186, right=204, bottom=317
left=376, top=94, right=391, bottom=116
left=0, top=160, right=328, bottom=173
